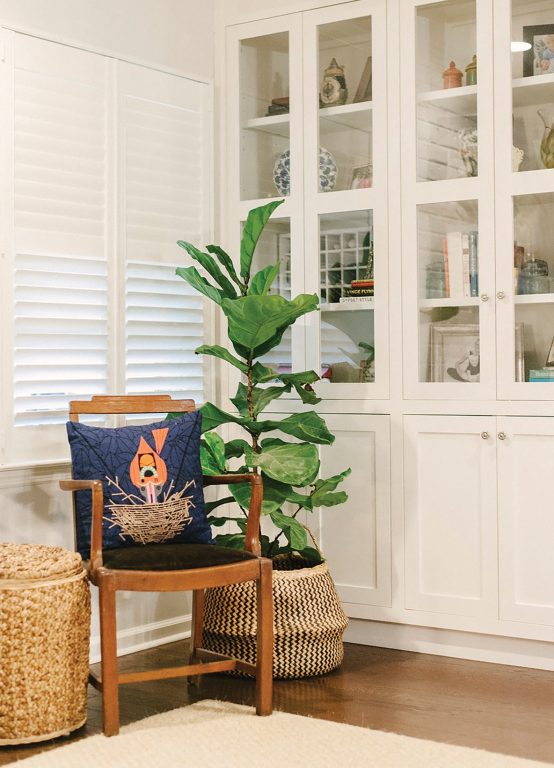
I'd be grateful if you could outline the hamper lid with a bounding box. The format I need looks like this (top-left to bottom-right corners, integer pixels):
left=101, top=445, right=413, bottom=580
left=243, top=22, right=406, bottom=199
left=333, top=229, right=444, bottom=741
left=0, top=543, right=83, bottom=581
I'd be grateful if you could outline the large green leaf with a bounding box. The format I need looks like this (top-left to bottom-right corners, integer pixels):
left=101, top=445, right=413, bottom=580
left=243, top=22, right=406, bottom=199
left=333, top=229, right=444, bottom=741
left=230, top=382, right=288, bottom=418
left=175, top=266, right=222, bottom=305
left=206, top=244, right=244, bottom=291
left=252, top=411, right=335, bottom=445
left=199, top=402, right=253, bottom=433
left=269, top=509, right=308, bottom=551
left=230, top=476, right=291, bottom=516
left=278, top=370, right=321, bottom=405
left=248, top=262, right=281, bottom=296
left=195, top=344, right=248, bottom=374
left=225, top=439, right=251, bottom=459
left=177, top=241, right=237, bottom=297
left=246, top=442, right=320, bottom=485
left=278, top=370, right=320, bottom=386
left=213, top=533, right=245, bottom=550
left=240, top=200, right=284, bottom=282
left=312, top=468, right=351, bottom=507
left=200, top=432, right=227, bottom=475
left=251, top=362, right=278, bottom=384
left=222, top=293, right=319, bottom=359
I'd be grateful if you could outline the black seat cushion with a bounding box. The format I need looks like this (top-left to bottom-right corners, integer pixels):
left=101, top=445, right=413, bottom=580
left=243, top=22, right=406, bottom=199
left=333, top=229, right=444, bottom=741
left=101, top=542, right=258, bottom=571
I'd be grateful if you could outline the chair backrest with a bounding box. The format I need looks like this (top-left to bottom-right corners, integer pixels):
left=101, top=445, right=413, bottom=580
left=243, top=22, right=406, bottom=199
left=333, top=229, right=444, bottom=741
left=68, top=394, right=196, bottom=421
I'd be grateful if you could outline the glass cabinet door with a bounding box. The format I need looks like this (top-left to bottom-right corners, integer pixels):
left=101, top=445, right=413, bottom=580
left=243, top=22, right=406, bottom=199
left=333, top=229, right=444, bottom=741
left=495, top=0, right=554, bottom=397
left=304, top=1, right=389, bottom=399
left=239, top=31, right=290, bottom=201
left=402, top=0, right=495, bottom=399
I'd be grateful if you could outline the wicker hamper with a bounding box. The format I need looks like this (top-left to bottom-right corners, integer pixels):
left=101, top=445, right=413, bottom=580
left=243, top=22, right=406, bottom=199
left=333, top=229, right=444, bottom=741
left=0, top=544, right=91, bottom=745
left=202, top=558, right=348, bottom=679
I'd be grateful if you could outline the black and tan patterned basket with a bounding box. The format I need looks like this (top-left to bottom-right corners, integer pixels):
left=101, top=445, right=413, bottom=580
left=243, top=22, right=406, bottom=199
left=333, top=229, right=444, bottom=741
left=0, top=544, right=91, bottom=745
left=202, top=557, right=348, bottom=679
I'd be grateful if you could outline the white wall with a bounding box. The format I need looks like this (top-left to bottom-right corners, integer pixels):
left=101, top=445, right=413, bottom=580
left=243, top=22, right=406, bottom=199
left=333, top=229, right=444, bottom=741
left=0, top=0, right=214, bottom=78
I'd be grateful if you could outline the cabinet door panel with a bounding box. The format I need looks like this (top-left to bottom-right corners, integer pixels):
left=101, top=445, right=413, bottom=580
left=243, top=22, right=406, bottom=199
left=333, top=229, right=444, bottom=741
left=404, top=415, right=497, bottom=617
left=498, top=417, right=554, bottom=625
left=314, top=414, right=391, bottom=608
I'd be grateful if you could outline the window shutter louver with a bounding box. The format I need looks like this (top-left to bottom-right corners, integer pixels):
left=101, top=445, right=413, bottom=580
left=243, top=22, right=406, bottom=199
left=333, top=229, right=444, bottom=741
left=14, top=254, right=109, bottom=424
left=125, top=262, right=204, bottom=403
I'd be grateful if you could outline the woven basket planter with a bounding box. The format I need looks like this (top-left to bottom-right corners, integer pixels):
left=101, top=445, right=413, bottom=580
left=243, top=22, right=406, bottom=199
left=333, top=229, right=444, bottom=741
left=202, top=557, right=348, bottom=679
left=0, top=544, right=91, bottom=745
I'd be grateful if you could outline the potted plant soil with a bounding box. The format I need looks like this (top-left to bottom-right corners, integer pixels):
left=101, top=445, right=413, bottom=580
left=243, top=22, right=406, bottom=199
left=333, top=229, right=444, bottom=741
left=175, top=200, right=350, bottom=678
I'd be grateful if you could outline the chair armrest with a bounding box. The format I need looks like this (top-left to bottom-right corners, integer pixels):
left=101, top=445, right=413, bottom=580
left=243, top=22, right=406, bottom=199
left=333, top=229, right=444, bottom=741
left=203, top=473, right=263, bottom=556
left=59, top=479, right=104, bottom=569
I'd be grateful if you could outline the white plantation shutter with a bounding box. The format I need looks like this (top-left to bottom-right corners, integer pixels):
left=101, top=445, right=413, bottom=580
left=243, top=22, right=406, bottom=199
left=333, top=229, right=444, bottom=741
left=8, top=34, right=109, bottom=455
left=120, top=62, right=208, bottom=405
left=126, top=262, right=204, bottom=402
left=2, top=33, right=210, bottom=464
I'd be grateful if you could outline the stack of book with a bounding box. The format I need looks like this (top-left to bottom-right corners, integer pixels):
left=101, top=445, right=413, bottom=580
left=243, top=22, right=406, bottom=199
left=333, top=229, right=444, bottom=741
left=341, top=279, right=374, bottom=303
left=265, top=97, right=289, bottom=116
left=529, top=368, right=554, bottom=382
left=437, top=230, right=479, bottom=299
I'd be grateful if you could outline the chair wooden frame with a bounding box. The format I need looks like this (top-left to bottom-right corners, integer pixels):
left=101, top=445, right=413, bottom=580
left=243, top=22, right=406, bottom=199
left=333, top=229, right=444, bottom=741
left=60, top=395, right=273, bottom=736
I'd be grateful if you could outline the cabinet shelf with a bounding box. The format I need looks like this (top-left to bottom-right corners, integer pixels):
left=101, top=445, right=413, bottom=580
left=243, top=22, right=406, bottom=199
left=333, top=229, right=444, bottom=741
left=514, top=293, right=554, bottom=305
left=319, top=101, right=373, bottom=132
left=245, top=114, right=290, bottom=138
left=419, top=297, right=480, bottom=309
left=321, top=299, right=374, bottom=312
left=512, top=73, right=554, bottom=109
left=417, top=85, right=477, bottom=114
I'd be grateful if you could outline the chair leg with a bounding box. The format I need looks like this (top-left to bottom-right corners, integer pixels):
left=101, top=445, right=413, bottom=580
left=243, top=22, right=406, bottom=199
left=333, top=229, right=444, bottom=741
left=255, top=558, right=274, bottom=716
left=188, top=588, right=204, bottom=685
left=99, top=582, right=120, bottom=736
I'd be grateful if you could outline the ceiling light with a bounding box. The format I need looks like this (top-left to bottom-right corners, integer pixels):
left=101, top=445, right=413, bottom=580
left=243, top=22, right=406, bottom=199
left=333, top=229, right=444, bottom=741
left=511, top=41, right=532, bottom=52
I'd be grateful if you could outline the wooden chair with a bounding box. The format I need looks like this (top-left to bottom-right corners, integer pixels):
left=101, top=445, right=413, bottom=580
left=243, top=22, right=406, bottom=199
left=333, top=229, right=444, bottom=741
left=60, top=395, right=273, bottom=736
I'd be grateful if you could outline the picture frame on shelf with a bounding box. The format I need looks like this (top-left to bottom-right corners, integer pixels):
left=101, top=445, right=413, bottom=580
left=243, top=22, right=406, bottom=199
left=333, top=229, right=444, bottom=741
left=430, top=324, right=481, bottom=383
left=546, top=335, right=554, bottom=367
left=353, top=56, right=372, bottom=102
left=430, top=323, right=524, bottom=383
left=350, top=163, right=372, bottom=189
left=522, top=25, right=554, bottom=77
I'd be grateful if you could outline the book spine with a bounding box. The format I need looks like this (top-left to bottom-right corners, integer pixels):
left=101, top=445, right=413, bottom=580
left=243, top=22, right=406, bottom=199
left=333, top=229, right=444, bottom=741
left=469, top=231, right=479, bottom=297
left=443, top=238, right=450, bottom=298
left=339, top=296, right=374, bottom=303
left=462, top=233, right=470, bottom=298
left=446, top=231, right=463, bottom=299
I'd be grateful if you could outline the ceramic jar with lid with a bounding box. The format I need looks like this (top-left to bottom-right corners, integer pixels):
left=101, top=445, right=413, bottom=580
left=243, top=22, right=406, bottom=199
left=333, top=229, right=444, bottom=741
left=442, top=61, right=463, bottom=89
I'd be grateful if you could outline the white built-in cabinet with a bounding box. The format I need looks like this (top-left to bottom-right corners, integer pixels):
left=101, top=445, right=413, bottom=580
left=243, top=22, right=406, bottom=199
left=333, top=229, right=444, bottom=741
left=219, top=0, right=554, bottom=665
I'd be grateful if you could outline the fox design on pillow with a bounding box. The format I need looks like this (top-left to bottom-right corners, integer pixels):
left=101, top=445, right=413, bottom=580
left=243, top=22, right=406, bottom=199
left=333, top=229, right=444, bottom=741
left=104, top=427, right=195, bottom=546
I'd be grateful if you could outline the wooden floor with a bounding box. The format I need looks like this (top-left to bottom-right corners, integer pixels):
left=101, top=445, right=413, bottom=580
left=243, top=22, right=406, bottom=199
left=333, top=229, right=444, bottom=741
left=2, top=641, right=554, bottom=764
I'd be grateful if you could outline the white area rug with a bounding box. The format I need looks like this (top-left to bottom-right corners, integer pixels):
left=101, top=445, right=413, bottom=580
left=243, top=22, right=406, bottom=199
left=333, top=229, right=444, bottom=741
left=16, top=699, right=550, bottom=768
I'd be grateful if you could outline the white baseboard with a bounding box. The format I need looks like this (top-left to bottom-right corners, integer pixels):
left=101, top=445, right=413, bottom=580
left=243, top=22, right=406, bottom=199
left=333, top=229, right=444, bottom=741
left=90, top=614, right=191, bottom=664
left=345, top=619, right=554, bottom=671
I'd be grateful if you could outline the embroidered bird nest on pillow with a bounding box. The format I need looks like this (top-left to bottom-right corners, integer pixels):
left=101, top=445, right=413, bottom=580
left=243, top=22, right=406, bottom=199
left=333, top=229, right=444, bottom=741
left=105, top=481, right=195, bottom=545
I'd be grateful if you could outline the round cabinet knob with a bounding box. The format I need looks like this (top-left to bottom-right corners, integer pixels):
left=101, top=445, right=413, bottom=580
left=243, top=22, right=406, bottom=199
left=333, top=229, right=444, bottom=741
left=498, top=432, right=507, bottom=440
left=481, top=431, right=489, bottom=440
left=480, top=294, right=489, bottom=302
left=496, top=291, right=505, bottom=300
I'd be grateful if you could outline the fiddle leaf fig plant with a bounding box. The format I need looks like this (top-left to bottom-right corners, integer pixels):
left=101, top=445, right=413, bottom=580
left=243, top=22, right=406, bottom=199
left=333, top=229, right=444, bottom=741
left=176, top=199, right=350, bottom=564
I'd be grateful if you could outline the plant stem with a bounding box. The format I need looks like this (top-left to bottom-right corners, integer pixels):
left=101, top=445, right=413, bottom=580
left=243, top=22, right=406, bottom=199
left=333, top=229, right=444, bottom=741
left=246, top=355, right=260, bottom=453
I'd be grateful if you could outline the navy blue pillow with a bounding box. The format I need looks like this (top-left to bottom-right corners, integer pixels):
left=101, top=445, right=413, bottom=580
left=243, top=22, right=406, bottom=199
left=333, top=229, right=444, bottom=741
left=66, top=412, right=211, bottom=559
